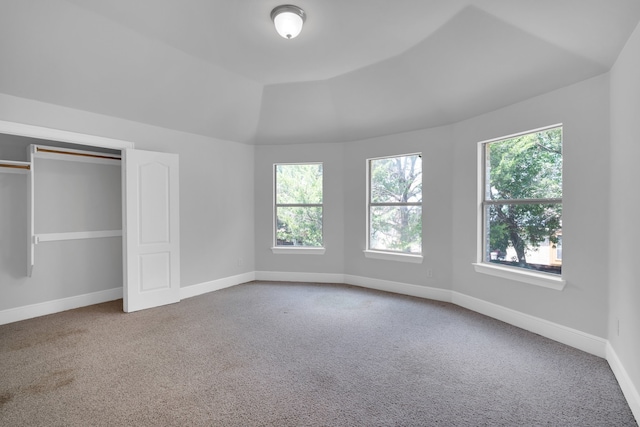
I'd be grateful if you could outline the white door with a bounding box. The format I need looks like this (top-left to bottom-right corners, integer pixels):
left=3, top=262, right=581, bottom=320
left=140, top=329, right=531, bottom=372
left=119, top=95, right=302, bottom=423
left=123, top=149, right=180, bottom=312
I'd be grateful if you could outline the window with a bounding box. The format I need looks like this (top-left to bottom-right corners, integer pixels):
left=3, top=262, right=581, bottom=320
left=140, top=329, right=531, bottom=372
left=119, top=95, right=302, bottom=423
left=480, top=125, right=562, bottom=276
left=367, top=153, right=422, bottom=255
left=274, top=163, right=323, bottom=248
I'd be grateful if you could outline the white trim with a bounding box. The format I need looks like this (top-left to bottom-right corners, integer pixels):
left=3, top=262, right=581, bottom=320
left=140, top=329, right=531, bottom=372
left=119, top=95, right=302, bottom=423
left=180, top=272, right=256, bottom=300
left=451, top=291, right=606, bottom=357
left=364, top=250, right=423, bottom=264
left=0, top=120, right=134, bottom=150
left=255, top=271, right=345, bottom=283
left=36, top=230, right=122, bottom=244
left=0, top=287, right=123, bottom=326
left=273, top=162, right=324, bottom=248
left=366, top=153, right=424, bottom=255
left=271, top=247, right=326, bottom=255
left=344, top=275, right=606, bottom=359
left=477, top=141, right=485, bottom=262
left=473, top=262, right=566, bottom=290
left=606, top=342, right=640, bottom=422
left=343, top=274, right=603, bottom=357
left=344, top=274, right=450, bottom=302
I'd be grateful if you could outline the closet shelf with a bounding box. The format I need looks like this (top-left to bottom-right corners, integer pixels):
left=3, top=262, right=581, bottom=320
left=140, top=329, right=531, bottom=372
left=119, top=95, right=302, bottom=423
left=33, top=146, right=121, bottom=166
left=35, top=230, right=123, bottom=244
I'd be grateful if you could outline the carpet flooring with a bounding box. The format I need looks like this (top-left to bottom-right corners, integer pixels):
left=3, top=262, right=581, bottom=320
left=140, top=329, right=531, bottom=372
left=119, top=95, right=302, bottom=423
left=0, top=281, right=637, bottom=426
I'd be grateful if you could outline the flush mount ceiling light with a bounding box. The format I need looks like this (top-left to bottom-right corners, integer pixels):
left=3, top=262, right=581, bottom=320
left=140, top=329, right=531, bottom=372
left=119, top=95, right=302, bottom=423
left=271, top=4, right=306, bottom=39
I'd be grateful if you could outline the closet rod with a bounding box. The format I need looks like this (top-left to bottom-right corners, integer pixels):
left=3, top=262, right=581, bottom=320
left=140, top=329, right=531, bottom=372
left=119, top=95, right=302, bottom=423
left=0, top=163, right=30, bottom=170
left=36, top=147, right=121, bottom=161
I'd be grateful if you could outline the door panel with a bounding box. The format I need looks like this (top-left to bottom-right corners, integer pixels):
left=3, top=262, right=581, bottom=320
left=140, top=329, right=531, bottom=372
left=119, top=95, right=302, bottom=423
left=123, top=149, right=180, bottom=312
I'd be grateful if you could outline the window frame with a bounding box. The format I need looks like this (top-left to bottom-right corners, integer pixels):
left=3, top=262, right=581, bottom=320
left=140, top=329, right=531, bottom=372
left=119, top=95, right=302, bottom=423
left=272, top=162, right=325, bottom=255
left=473, top=125, right=566, bottom=290
left=364, top=153, right=423, bottom=264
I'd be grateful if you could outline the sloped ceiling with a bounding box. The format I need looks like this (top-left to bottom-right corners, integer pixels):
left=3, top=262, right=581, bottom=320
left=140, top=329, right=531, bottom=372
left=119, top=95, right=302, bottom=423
left=1, top=0, right=639, bottom=145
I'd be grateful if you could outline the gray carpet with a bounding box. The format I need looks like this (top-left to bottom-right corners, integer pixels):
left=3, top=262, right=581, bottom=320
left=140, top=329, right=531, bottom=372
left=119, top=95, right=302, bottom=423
left=0, top=281, right=636, bottom=426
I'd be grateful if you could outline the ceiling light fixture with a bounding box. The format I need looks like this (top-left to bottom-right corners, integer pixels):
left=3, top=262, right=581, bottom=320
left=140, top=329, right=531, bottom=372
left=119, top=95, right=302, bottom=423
left=271, top=5, right=306, bottom=39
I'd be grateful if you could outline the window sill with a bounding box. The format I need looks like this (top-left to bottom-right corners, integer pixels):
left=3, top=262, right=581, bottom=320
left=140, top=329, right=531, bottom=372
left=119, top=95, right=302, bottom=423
left=272, top=247, right=326, bottom=255
left=472, top=263, right=566, bottom=290
left=364, top=250, right=423, bottom=264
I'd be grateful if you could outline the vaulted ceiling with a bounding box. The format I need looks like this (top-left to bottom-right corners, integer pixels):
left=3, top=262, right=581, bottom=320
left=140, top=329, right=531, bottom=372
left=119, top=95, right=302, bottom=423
left=1, top=1, right=639, bottom=145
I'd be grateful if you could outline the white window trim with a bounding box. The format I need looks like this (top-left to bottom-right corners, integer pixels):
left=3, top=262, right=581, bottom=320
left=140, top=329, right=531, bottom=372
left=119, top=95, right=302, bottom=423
left=475, top=124, right=565, bottom=290
left=366, top=153, right=423, bottom=259
left=272, top=246, right=326, bottom=255
left=472, top=262, right=566, bottom=290
left=363, top=250, right=423, bottom=264
left=273, top=162, right=324, bottom=250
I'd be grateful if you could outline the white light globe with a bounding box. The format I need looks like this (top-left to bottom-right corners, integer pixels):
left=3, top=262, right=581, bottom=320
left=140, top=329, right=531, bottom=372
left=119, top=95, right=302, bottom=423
left=274, top=11, right=304, bottom=39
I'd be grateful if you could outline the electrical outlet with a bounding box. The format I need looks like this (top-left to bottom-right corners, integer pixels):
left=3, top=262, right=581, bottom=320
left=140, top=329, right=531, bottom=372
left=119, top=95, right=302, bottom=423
left=426, top=269, right=433, bottom=278
left=238, top=257, right=244, bottom=266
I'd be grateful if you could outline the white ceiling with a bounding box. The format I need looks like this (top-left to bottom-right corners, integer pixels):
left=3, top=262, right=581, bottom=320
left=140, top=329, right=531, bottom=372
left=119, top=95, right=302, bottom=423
left=1, top=0, right=639, bottom=144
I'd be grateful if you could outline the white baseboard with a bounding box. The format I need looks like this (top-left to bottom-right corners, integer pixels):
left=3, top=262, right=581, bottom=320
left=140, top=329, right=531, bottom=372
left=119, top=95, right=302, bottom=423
left=0, top=274, right=611, bottom=360
left=606, top=342, right=640, bottom=421
left=255, top=270, right=345, bottom=283
left=180, top=272, right=256, bottom=300
left=451, top=291, right=607, bottom=357
left=0, top=272, right=256, bottom=325
left=344, top=274, right=452, bottom=302
left=0, top=287, right=123, bottom=326
left=338, top=274, right=607, bottom=358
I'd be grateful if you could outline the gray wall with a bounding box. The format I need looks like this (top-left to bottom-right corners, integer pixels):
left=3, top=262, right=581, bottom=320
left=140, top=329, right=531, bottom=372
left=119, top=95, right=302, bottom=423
left=609, top=20, right=640, bottom=400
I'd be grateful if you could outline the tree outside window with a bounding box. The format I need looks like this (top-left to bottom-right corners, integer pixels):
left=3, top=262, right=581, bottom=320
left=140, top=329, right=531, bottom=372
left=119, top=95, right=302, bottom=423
left=275, top=163, right=323, bottom=247
left=483, top=126, right=562, bottom=274
left=368, top=154, right=422, bottom=254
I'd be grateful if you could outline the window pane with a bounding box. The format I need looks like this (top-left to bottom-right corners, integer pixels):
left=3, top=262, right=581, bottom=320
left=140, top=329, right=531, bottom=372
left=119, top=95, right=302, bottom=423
left=371, top=155, right=422, bottom=204
left=276, top=164, right=323, bottom=204
left=276, top=207, right=322, bottom=247
left=485, top=203, right=562, bottom=274
left=370, top=206, right=422, bottom=253
left=486, top=127, right=562, bottom=201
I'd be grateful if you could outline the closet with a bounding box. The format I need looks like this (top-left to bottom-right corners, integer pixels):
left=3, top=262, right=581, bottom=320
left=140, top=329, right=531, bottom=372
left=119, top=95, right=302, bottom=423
left=0, top=121, right=180, bottom=318
left=28, top=144, right=123, bottom=277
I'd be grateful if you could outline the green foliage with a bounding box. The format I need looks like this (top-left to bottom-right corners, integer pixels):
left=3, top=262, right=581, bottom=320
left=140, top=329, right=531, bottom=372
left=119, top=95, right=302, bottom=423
left=370, top=155, right=422, bottom=253
left=487, top=128, right=562, bottom=265
left=276, top=164, right=323, bottom=246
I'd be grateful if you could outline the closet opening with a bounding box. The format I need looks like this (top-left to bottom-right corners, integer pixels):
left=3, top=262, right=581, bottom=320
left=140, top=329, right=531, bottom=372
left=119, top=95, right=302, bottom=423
left=0, top=122, right=134, bottom=321
left=0, top=120, right=180, bottom=321
left=1, top=131, right=124, bottom=310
